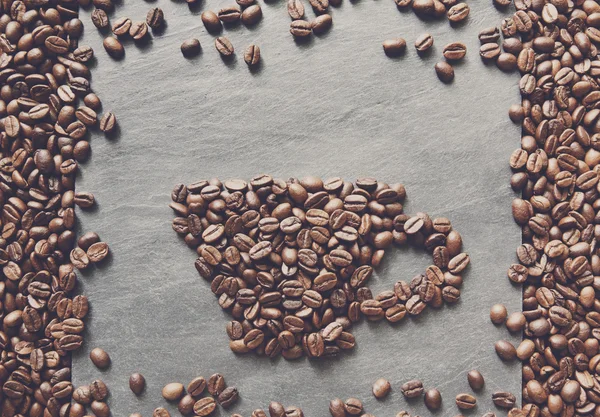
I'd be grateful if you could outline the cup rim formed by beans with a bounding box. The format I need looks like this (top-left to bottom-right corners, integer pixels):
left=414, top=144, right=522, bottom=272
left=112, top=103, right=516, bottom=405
left=170, top=176, right=469, bottom=359
left=0, top=1, right=117, bottom=416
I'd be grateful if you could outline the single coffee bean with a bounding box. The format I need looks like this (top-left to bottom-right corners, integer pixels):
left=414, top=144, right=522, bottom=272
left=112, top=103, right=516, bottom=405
left=194, top=397, right=217, bottom=416
left=372, top=378, right=391, bottom=399
left=447, top=3, right=469, bottom=22
left=202, top=11, right=222, bottom=32
left=344, top=398, right=363, bottom=415
left=442, top=42, right=467, bottom=60
left=288, top=0, right=305, bottom=19
left=383, top=38, right=407, bottom=56
left=455, top=393, right=476, bottom=410
left=112, top=17, right=132, bottom=36
left=241, top=5, right=262, bottom=25
left=435, top=62, right=454, bottom=83
left=415, top=33, right=434, bottom=52
left=412, top=0, right=435, bottom=15
left=479, top=27, right=500, bottom=43
left=129, top=21, right=148, bottom=40
left=188, top=377, right=207, bottom=397
left=312, top=14, right=332, bottom=34
left=147, top=8, right=164, bottom=29
left=425, top=389, right=442, bottom=410
left=218, top=6, right=242, bottom=23
left=495, top=340, right=517, bottom=361
left=89, top=347, right=110, bottom=369
left=129, top=373, right=145, bottom=395
left=179, top=395, right=196, bottom=415
left=162, top=382, right=185, bottom=401
left=208, top=373, right=226, bottom=395
left=490, top=304, right=507, bottom=324
left=480, top=43, right=501, bottom=60
left=290, top=20, right=312, bottom=37
left=467, top=370, right=484, bottom=390
left=496, top=52, right=517, bottom=71
left=401, top=380, right=424, bottom=398
left=244, top=44, right=260, bottom=66
left=492, top=392, right=516, bottom=409
left=87, top=242, right=109, bottom=263
left=154, top=407, right=171, bottom=417
left=92, top=9, right=109, bottom=28
left=103, top=37, right=124, bottom=59
left=181, top=39, right=201, bottom=57
left=215, top=37, right=234, bottom=56
left=218, top=386, right=239, bottom=407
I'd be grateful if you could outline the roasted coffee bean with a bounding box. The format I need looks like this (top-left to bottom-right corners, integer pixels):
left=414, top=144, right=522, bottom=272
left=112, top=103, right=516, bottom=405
left=92, top=9, right=110, bottom=28
left=344, top=398, right=363, bottom=415
left=112, top=17, right=132, bottom=36
left=312, top=14, right=332, bottom=34
left=435, top=62, right=454, bottom=83
left=442, top=42, right=467, bottom=60
left=162, top=382, right=185, bottom=401
left=103, top=37, right=124, bottom=59
left=383, top=38, right=407, bottom=56
left=218, top=6, right=242, bottom=23
left=194, top=397, right=217, bottom=417
left=181, top=39, right=201, bottom=57
left=129, top=373, right=145, bottom=395
left=490, top=304, right=507, bottom=324
left=415, top=33, right=434, bottom=52
left=492, top=392, right=516, bottom=409
left=147, top=8, right=165, bottom=29
left=288, top=0, right=305, bottom=19
left=188, top=377, right=207, bottom=397
left=215, top=37, right=234, bottom=57
left=130, top=21, right=148, bottom=40
left=218, top=386, right=239, bottom=407
left=90, top=347, right=111, bottom=369
left=202, top=11, right=222, bottom=33
left=401, top=380, right=424, bottom=398
left=480, top=43, right=501, bottom=60
left=425, top=389, right=442, bottom=410
left=208, top=373, right=226, bottom=396
left=372, top=378, right=391, bottom=399
left=290, top=20, right=312, bottom=37
left=100, top=112, right=117, bottom=133
left=244, top=45, right=261, bottom=66
left=495, top=340, right=517, bottom=361
left=242, top=5, right=262, bottom=25
left=154, top=407, right=171, bottom=417
left=467, top=370, right=484, bottom=390
left=447, top=3, right=469, bottom=22
left=454, top=394, right=475, bottom=410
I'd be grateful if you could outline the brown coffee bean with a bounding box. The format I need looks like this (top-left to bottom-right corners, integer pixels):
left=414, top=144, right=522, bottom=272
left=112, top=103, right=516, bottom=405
left=425, top=389, right=442, bottom=410
left=194, top=397, right=217, bottom=416
left=435, top=61, right=454, bottom=83
left=208, top=373, right=226, bottom=395
left=129, top=373, right=145, bottom=395
left=202, top=11, right=222, bottom=32
left=480, top=43, right=501, bottom=60
left=103, top=37, right=124, bottom=59
left=288, top=0, right=305, bottom=19
left=92, top=9, right=110, bottom=28
left=401, top=380, right=424, bottom=398
left=447, top=3, right=469, bottom=22
left=244, top=44, right=260, bottom=66
left=312, top=14, right=332, bottom=34
left=89, top=347, right=111, bottom=369
left=181, top=39, right=201, bottom=57
left=147, top=8, right=164, bottom=29
left=290, top=20, right=312, bottom=37
left=372, top=378, right=391, bottom=399
left=215, top=37, right=234, bottom=57
left=442, top=42, right=467, bottom=60
left=383, top=38, right=407, bottom=56
left=492, top=392, right=516, bottom=409
left=455, top=393, right=476, bottom=410
left=490, top=304, right=507, bottom=324
left=162, top=382, right=185, bottom=401
left=467, top=370, right=484, bottom=390
left=495, top=340, right=517, bottom=361
left=242, top=5, right=262, bottom=25
left=188, top=377, right=207, bottom=397
left=415, top=33, right=434, bottom=52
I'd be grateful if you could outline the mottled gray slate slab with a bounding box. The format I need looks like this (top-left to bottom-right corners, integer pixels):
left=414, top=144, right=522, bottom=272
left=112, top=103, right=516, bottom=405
left=73, top=1, right=522, bottom=416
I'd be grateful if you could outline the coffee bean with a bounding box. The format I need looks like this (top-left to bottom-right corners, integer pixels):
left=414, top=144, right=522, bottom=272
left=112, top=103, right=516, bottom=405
left=202, top=11, right=222, bottom=33
left=194, top=397, right=217, bottom=416
left=492, top=392, right=516, bottom=409
left=330, top=399, right=346, bottom=417
left=447, top=2, right=469, bottom=22
left=288, top=0, right=305, bottom=19
left=412, top=0, right=435, bottom=15
left=442, top=42, right=467, bottom=60
left=89, top=347, right=111, bottom=369
left=290, top=20, right=312, bottom=37
left=495, top=340, right=517, bottom=361
left=372, top=378, right=391, bottom=399
left=244, top=44, right=260, bottom=66
left=218, top=386, right=239, bottom=407
left=179, top=395, right=196, bottom=415
left=147, top=8, right=164, bottom=29
left=415, top=33, right=433, bottom=52
left=181, top=39, right=201, bottom=57
left=401, top=380, right=424, bottom=398
left=87, top=242, right=109, bottom=263
left=467, top=370, right=484, bottom=390
left=455, top=393, right=476, bottom=410
left=218, top=6, right=242, bottom=23
left=162, top=382, right=185, bottom=401
left=308, top=0, right=329, bottom=13
left=208, top=373, right=226, bottom=395
left=480, top=43, right=501, bottom=60
left=103, top=37, right=124, bottom=59
left=383, top=38, right=407, bottom=56
left=92, top=9, right=110, bottom=28
left=490, top=304, right=507, bottom=324
left=425, top=389, right=442, bottom=410
left=188, top=377, right=207, bottom=397
left=312, top=14, right=332, bottom=34
left=112, top=17, right=132, bottom=36
left=154, top=408, right=171, bottom=417
left=344, top=398, right=363, bottom=415
left=215, top=37, right=234, bottom=57
left=496, top=52, right=517, bottom=71
left=435, top=62, right=454, bottom=83
left=129, top=373, right=145, bottom=395
left=242, top=5, right=262, bottom=25
left=130, top=21, right=148, bottom=40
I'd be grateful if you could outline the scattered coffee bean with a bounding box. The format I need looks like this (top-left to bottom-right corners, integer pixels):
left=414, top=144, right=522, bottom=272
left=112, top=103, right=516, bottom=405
left=218, top=386, right=239, bottom=407
left=425, top=389, right=442, bottom=410
left=290, top=20, right=312, bottom=37
left=208, top=373, right=226, bottom=396
left=154, top=407, right=171, bottom=417
left=489, top=303, right=507, bottom=324
left=112, top=17, right=132, bottom=36
left=383, top=38, right=407, bottom=56
left=216, top=37, right=235, bottom=57
left=130, top=21, right=149, bottom=41
left=90, top=347, right=111, bottom=369
left=288, top=0, right=306, bottom=19
left=147, top=8, right=165, bottom=29
left=244, top=45, right=261, bottom=66
left=467, top=370, right=484, bottom=390
left=435, top=62, right=454, bottom=83
left=179, top=395, right=196, bottom=415
left=442, top=42, right=467, bottom=60
left=401, top=380, right=424, bottom=398
left=182, top=39, right=202, bottom=57
left=415, top=33, right=434, bottom=52
left=496, top=52, right=517, bottom=71
left=103, top=37, right=125, bottom=59
left=494, top=340, right=517, bottom=361
left=163, top=382, right=185, bottom=401
left=312, top=14, right=333, bottom=34
left=455, top=393, right=476, bottom=410
left=202, top=11, right=223, bottom=33
left=92, top=8, right=110, bottom=29
left=479, top=43, right=501, bottom=60
left=194, top=397, right=217, bottom=416
left=242, top=5, right=263, bottom=25
left=129, top=373, right=146, bottom=395
left=372, top=378, right=391, bottom=399
left=491, top=392, right=516, bottom=409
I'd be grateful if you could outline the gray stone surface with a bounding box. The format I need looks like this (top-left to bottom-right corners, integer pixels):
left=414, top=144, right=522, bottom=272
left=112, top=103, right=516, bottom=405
left=73, top=1, right=523, bottom=416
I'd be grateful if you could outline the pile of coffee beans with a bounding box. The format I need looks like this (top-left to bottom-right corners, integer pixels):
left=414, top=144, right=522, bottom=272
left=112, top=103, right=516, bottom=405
left=0, top=0, right=114, bottom=416
left=170, top=176, right=469, bottom=359
left=492, top=0, right=600, bottom=415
